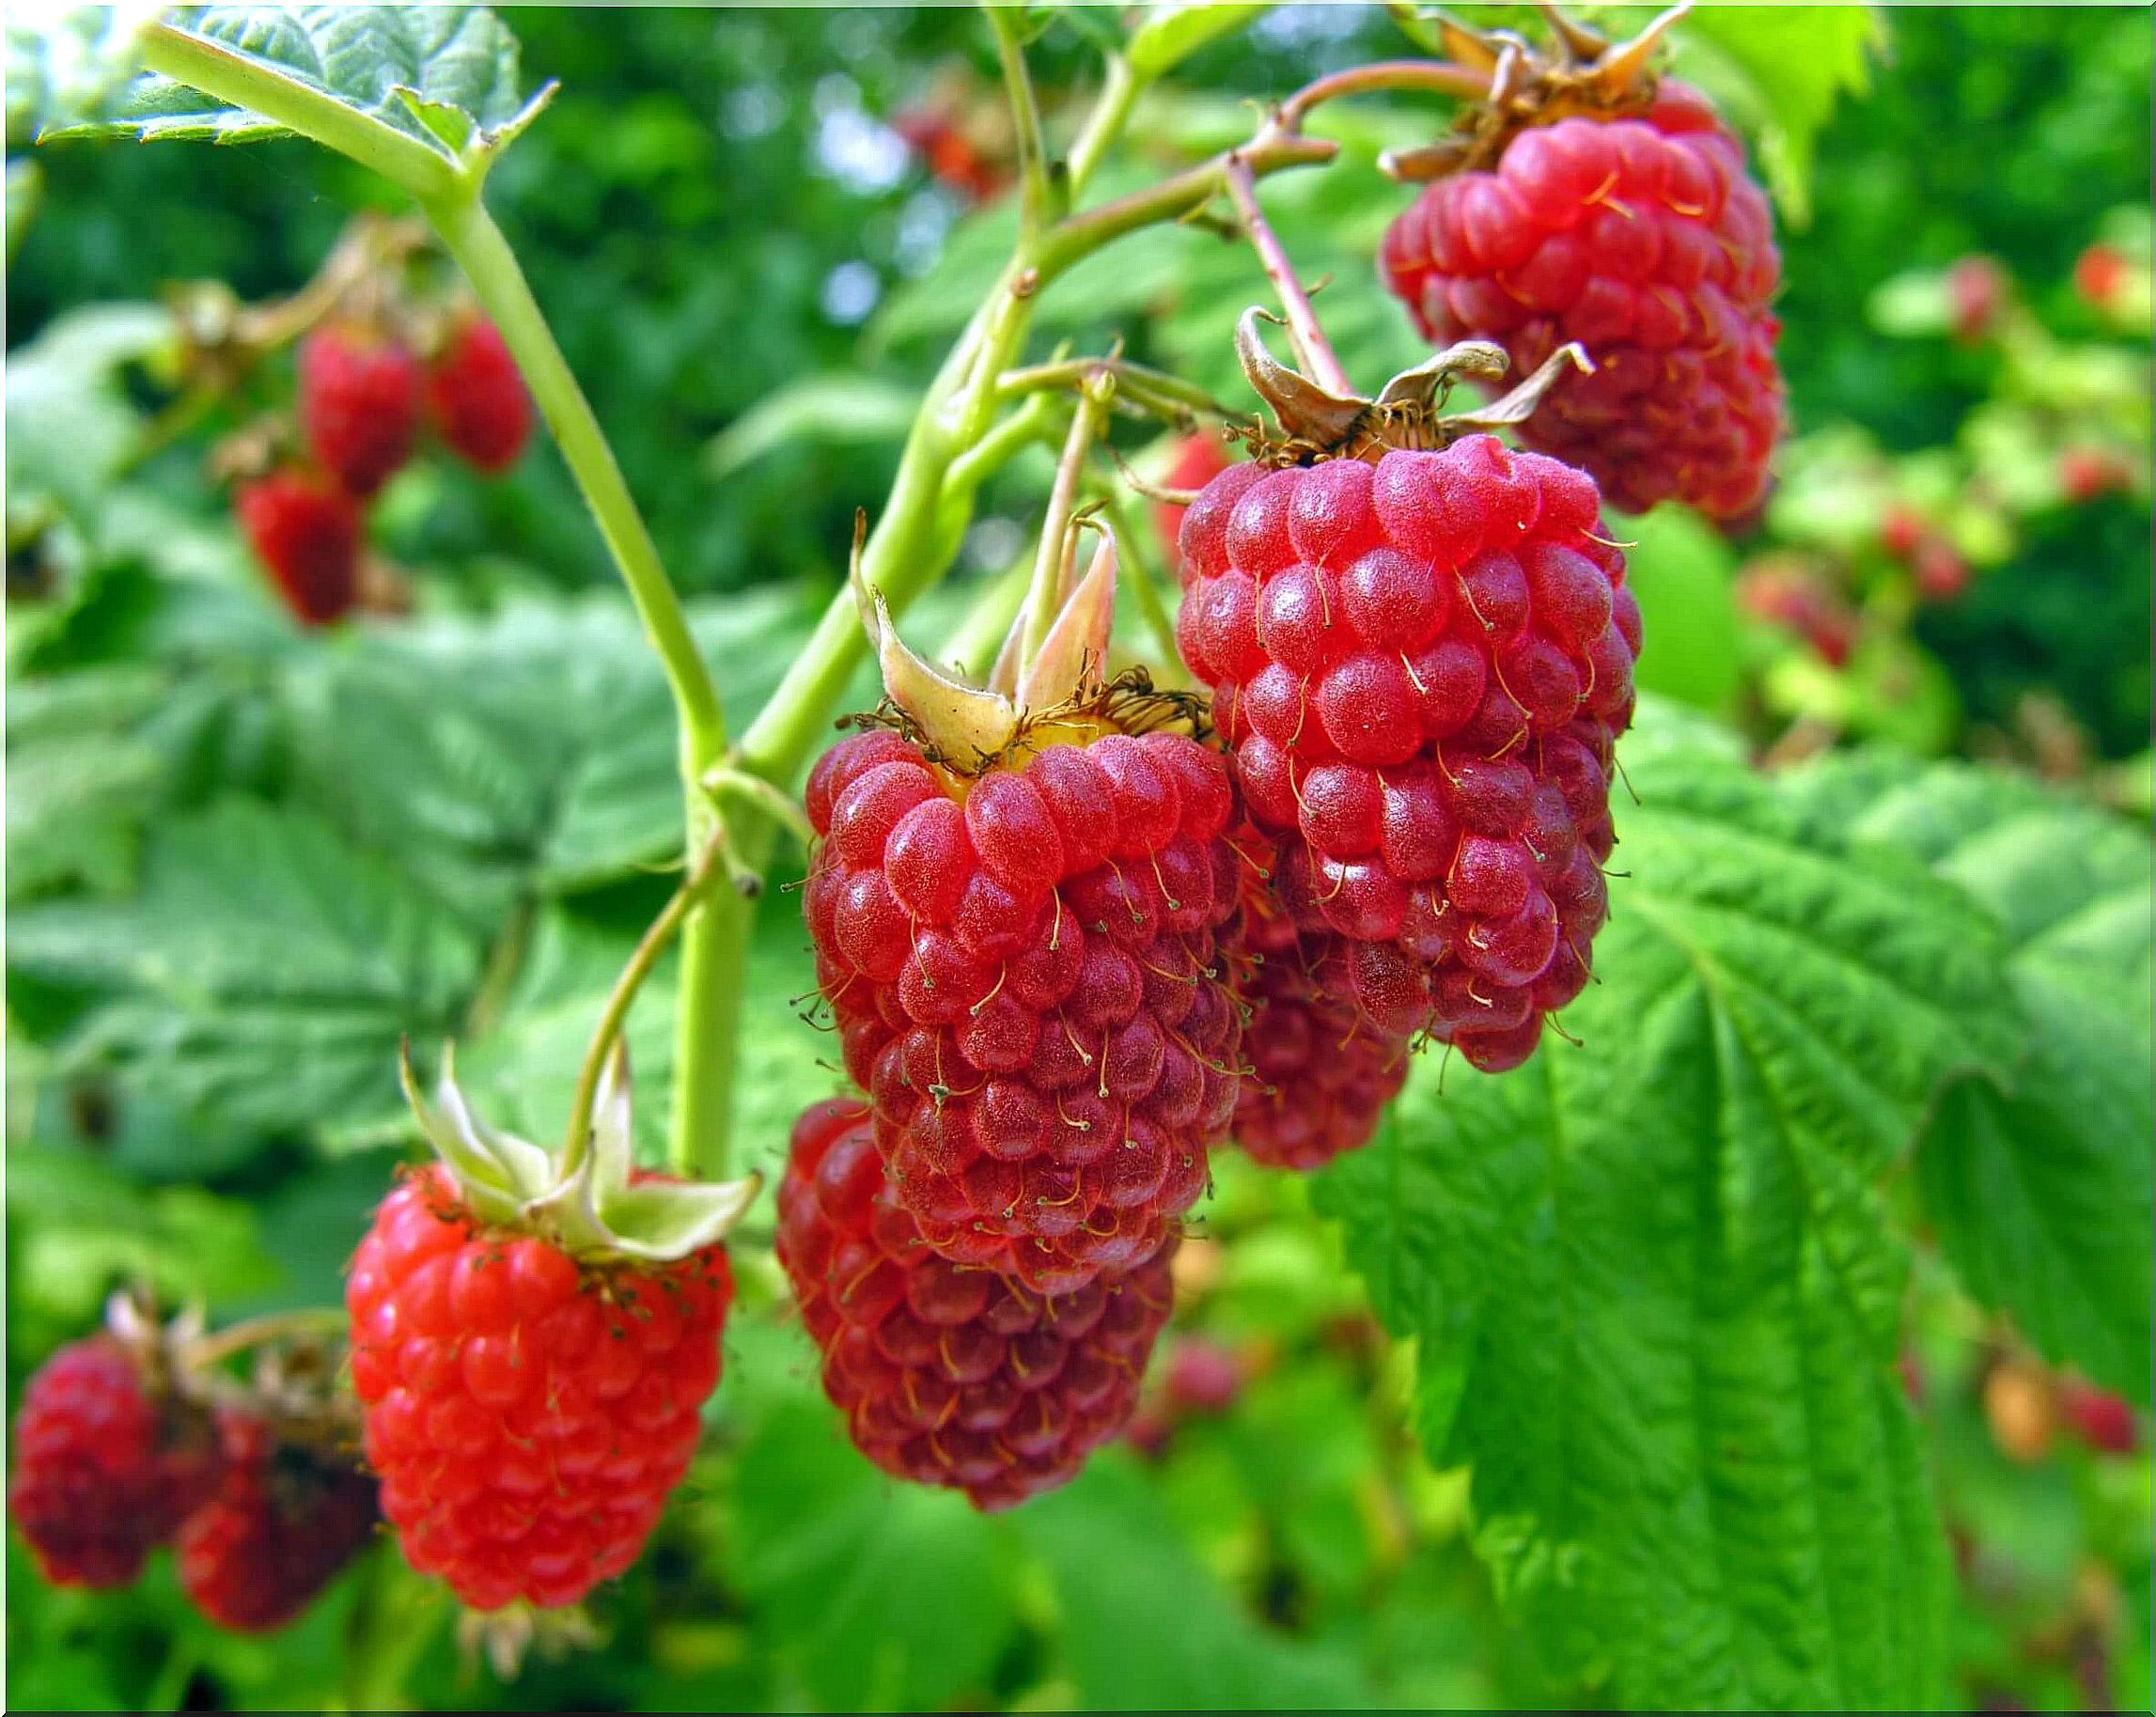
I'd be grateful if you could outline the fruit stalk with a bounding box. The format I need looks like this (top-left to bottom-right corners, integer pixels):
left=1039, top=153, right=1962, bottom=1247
left=1223, top=154, right=1352, bottom=395
left=1021, top=370, right=1116, bottom=661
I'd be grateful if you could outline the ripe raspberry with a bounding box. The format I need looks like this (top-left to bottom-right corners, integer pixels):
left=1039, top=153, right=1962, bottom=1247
left=1152, top=433, right=1236, bottom=557
left=1912, top=535, right=1969, bottom=601
left=236, top=466, right=362, bottom=627
left=1177, top=434, right=1635, bottom=1071
left=2057, top=445, right=2131, bottom=504
left=1945, top=255, right=2007, bottom=344
left=346, top=1165, right=732, bottom=1612
left=1736, top=556, right=1855, bottom=667
left=1381, top=81, right=1783, bottom=521
left=8, top=1336, right=223, bottom=1588
left=298, top=325, right=421, bottom=498
left=2075, top=242, right=2127, bottom=310
left=1230, top=830, right=1408, bottom=1169
left=1879, top=504, right=1926, bottom=560
left=176, top=1409, right=378, bottom=1631
left=777, top=1100, right=1174, bottom=1509
left=427, top=317, right=534, bottom=476
left=2059, top=1379, right=2139, bottom=1457
left=803, top=720, right=1242, bottom=1291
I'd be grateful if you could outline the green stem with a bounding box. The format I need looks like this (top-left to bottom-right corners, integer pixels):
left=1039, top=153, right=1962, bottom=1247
left=998, top=356, right=1226, bottom=424
left=1022, top=376, right=1114, bottom=661
left=985, top=3, right=1052, bottom=237
left=564, top=830, right=724, bottom=1170
left=1065, top=55, right=1137, bottom=196
left=423, top=193, right=726, bottom=758
left=136, top=22, right=459, bottom=201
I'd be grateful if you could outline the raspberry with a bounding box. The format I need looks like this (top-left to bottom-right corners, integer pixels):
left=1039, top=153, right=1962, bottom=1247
left=1945, top=255, right=2007, bottom=344
left=2075, top=242, right=2127, bottom=310
left=298, top=325, right=421, bottom=498
left=2059, top=1380, right=2139, bottom=1457
left=427, top=317, right=533, bottom=476
left=236, top=466, right=363, bottom=627
left=1381, top=81, right=1783, bottom=521
left=776, top=1100, right=1174, bottom=1509
left=803, top=720, right=1243, bottom=1291
left=1177, top=434, right=1634, bottom=1070
left=1229, top=829, right=1409, bottom=1168
left=8, top=1336, right=223, bottom=1588
left=1911, top=535, right=1969, bottom=601
left=1735, top=556, right=1855, bottom=667
left=346, top=1165, right=732, bottom=1612
left=176, top=1408, right=378, bottom=1631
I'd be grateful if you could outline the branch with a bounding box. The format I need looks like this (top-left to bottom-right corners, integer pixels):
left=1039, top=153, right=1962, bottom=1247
left=1223, top=155, right=1351, bottom=395
left=985, top=4, right=1054, bottom=236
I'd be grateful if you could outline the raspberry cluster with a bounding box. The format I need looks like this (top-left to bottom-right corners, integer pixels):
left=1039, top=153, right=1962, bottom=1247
left=347, top=1165, right=732, bottom=1612
left=1229, top=830, right=1410, bottom=1169
left=803, top=723, right=1242, bottom=1293
left=778, top=1100, right=1174, bottom=1509
left=1381, top=82, right=1783, bottom=521
left=1176, top=433, right=1634, bottom=1071
left=236, top=314, right=531, bottom=629
left=8, top=1336, right=224, bottom=1589
left=176, top=1407, right=380, bottom=1632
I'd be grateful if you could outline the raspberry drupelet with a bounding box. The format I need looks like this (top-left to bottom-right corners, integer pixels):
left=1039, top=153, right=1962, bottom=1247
left=1175, top=349, right=1635, bottom=1072
left=1382, top=80, right=1783, bottom=521
left=347, top=1164, right=733, bottom=1613
left=804, top=715, right=1242, bottom=1292
left=8, top=1335, right=225, bottom=1588
left=176, top=1407, right=380, bottom=1631
left=777, top=1100, right=1175, bottom=1508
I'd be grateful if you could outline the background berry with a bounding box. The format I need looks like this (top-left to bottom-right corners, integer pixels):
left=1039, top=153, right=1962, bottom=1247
left=1381, top=82, right=1784, bottom=521
left=346, top=1166, right=732, bottom=1612
left=803, top=724, right=1243, bottom=1291
left=299, top=325, right=421, bottom=499
left=1176, top=435, right=1634, bottom=1069
left=8, top=1336, right=224, bottom=1589
left=777, top=1100, right=1176, bottom=1510
left=235, top=467, right=363, bottom=627
left=176, top=1408, right=379, bottom=1632
left=427, top=317, right=534, bottom=475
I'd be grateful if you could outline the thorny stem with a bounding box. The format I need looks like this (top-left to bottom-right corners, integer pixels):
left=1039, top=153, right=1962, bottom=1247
left=563, top=826, right=728, bottom=1170
left=1223, top=155, right=1352, bottom=395
left=1023, top=373, right=1117, bottom=662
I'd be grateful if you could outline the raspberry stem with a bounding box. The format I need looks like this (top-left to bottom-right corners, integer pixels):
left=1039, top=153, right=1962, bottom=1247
left=1022, top=370, right=1117, bottom=663
left=985, top=3, right=1055, bottom=240
left=1223, top=156, right=1353, bottom=397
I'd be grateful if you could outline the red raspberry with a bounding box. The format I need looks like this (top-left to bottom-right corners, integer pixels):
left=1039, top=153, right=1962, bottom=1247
left=8, top=1336, right=223, bottom=1588
left=427, top=317, right=534, bottom=476
left=1230, top=829, right=1408, bottom=1169
left=2059, top=1379, right=2140, bottom=1456
left=2058, top=445, right=2130, bottom=504
left=776, top=1100, right=1174, bottom=1509
left=1945, top=255, right=2007, bottom=344
left=1382, top=82, right=1783, bottom=521
left=1912, top=535, right=1969, bottom=601
left=1162, top=1336, right=1244, bottom=1414
left=2075, top=242, right=2127, bottom=310
left=346, top=1165, right=732, bottom=1612
left=1735, top=555, right=1856, bottom=667
left=236, top=466, right=363, bottom=627
left=1153, top=433, right=1236, bottom=556
left=298, top=325, right=421, bottom=498
left=1177, top=435, right=1635, bottom=1071
left=802, top=721, right=1243, bottom=1291
left=176, top=1409, right=378, bottom=1631
left=1879, top=504, right=1926, bottom=560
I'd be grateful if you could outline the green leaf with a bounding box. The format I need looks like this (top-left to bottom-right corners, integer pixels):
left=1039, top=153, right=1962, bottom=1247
left=1019, top=1455, right=1375, bottom=1709
left=730, top=1381, right=1020, bottom=1713
left=1619, top=505, right=1742, bottom=716
left=704, top=374, right=921, bottom=478
left=7, top=799, right=480, bottom=1144
left=1126, top=3, right=1273, bottom=79
left=1794, top=757, right=2154, bottom=1404
left=4, top=303, right=171, bottom=518
left=1673, top=8, right=1882, bottom=226
left=1317, top=719, right=2023, bottom=1709
left=38, top=6, right=522, bottom=148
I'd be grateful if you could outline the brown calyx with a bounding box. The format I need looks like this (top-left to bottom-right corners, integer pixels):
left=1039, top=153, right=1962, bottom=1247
left=1388, top=3, right=1686, bottom=183
left=1229, top=307, right=1592, bottom=468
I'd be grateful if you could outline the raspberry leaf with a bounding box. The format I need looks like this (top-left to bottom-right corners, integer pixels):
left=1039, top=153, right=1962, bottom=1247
left=1316, top=710, right=2024, bottom=1709
left=34, top=7, right=523, bottom=155
left=1789, top=756, right=2153, bottom=1405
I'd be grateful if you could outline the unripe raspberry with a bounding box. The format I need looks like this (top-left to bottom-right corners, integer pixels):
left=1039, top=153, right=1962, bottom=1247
left=804, top=722, right=1242, bottom=1290
left=8, top=1336, right=223, bottom=1588
left=176, top=1408, right=379, bottom=1631
left=298, top=325, right=421, bottom=499
left=347, top=1165, right=732, bottom=1612
left=777, top=1100, right=1174, bottom=1509
left=1229, top=828, right=1409, bottom=1169
left=236, top=466, right=363, bottom=627
left=1179, top=435, right=1632, bottom=1068
left=427, top=317, right=533, bottom=476
left=1382, top=82, right=1783, bottom=521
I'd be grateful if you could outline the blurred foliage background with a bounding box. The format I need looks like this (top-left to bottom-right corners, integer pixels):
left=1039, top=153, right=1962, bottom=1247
left=6, top=6, right=2149, bottom=1711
